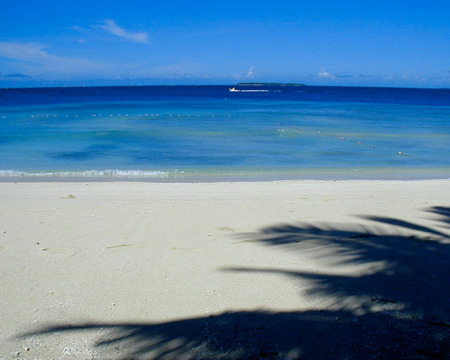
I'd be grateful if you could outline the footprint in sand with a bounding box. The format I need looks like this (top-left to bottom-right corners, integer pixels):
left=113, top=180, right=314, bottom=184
left=61, top=194, right=76, bottom=199
left=217, top=226, right=236, bottom=232
left=105, top=244, right=137, bottom=250
left=42, top=247, right=78, bottom=256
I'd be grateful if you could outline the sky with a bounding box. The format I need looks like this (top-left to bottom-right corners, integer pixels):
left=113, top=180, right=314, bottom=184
left=0, top=0, right=449, bottom=88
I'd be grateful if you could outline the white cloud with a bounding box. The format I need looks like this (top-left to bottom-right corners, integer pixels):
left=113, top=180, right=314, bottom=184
left=99, top=19, right=148, bottom=44
left=0, top=41, right=104, bottom=76
left=0, top=41, right=48, bottom=63
left=232, top=66, right=256, bottom=80
left=245, top=66, right=256, bottom=78
left=318, top=68, right=335, bottom=79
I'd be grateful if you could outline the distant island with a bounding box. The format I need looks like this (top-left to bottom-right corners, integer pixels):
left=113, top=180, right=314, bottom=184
left=237, top=82, right=307, bottom=86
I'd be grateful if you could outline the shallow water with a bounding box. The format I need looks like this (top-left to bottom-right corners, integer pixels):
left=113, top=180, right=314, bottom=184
left=0, top=85, right=449, bottom=181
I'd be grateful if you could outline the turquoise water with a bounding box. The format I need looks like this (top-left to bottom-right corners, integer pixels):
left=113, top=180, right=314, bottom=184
left=0, top=86, right=449, bottom=181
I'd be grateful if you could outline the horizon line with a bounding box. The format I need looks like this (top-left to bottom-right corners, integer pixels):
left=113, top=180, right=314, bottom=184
left=1, top=84, right=448, bottom=91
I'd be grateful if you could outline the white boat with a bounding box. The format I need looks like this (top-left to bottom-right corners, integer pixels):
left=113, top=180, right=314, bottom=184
left=229, top=87, right=268, bottom=93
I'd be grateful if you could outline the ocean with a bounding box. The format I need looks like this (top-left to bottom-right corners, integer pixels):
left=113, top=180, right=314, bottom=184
left=0, top=85, right=449, bottom=181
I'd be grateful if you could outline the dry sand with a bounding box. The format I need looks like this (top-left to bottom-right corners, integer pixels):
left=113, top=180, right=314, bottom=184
left=0, top=180, right=449, bottom=359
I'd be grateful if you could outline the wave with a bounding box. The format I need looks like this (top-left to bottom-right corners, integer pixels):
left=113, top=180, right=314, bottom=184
left=0, top=169, right=176, bottom=179
left=1, top=167, right=449, bottom=182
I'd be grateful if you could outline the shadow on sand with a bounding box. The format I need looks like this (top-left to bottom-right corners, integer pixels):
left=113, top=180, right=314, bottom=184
left=20, top=206, right=450, bottom=359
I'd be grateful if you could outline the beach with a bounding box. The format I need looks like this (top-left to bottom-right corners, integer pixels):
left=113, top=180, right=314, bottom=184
left=1, top=179, right=449, bottom=359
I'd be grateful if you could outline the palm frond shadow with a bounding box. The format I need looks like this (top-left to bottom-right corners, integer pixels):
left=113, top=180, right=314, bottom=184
left=20, top=206, right=450, bottom=359
left=227, top=207, right=450, bottom=318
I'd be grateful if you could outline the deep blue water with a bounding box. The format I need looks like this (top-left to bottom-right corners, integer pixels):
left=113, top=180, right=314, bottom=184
left=0, top=85, right=449, bottom=181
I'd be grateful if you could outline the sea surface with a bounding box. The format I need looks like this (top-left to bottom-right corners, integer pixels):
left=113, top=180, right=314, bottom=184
left=0, top=85, right=449, bottom=181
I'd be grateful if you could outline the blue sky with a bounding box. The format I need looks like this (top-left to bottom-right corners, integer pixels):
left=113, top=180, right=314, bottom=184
left=0, top=0, right=449, bottom=88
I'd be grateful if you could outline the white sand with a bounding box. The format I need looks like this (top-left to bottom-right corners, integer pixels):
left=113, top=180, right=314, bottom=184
left=1, top=180, right=449, bottom=359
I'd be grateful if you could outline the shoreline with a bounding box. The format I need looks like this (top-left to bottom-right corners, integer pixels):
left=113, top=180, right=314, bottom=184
left=1, top=179, right=449, bottom=359
left=0, top=166, right=449, bottom=183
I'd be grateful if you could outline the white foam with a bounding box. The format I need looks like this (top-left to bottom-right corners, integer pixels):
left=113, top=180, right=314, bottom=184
left=0, top=169, right=173, bottom=179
